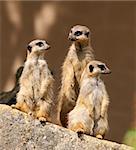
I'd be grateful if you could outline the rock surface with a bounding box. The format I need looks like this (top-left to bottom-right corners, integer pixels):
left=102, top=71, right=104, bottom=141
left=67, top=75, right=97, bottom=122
left=0, top=104, right=133, bottom=150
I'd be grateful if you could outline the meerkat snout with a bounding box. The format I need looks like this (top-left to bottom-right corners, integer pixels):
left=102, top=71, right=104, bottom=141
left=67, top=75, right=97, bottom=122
left=68, top=25, right=90, bottom=42
left=87, top=61, right=111, bottom=76
left=27, top=39, right=50, bottom=53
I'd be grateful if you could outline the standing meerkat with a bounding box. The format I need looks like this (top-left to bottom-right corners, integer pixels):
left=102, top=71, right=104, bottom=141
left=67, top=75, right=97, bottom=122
left=68, top=60, right=111, bottom=139
left=58, top=25, right=95, bottom=127
left=12, top=39, right=54, bottom=122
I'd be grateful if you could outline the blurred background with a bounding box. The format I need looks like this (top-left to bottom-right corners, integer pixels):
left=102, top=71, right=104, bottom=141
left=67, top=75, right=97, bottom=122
left=0, top=1, right=136, bottom=145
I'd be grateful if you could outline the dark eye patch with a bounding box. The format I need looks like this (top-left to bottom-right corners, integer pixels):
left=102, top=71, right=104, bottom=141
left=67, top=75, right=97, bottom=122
left=85, top=32, right=90, bottom=37
left=89, top=65, right=94, bottom=72
left=74, top=31, right=82, bottom=36
left=27, top=45, right=32, bottom=52
left=98, top=64, right=105, bottom=70
left=36, top=42, right=44, bottom=47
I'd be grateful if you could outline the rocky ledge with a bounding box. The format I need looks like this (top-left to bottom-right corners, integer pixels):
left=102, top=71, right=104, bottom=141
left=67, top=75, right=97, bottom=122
left=0, top=104, right=133, bottom=150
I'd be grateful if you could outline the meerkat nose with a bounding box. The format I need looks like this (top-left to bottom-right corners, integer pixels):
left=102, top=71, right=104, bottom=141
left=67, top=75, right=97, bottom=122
left=68, top=35, right=76, bottom=41
left=46, top=45, right=51, bottom=50
left=107, top=70, right=111, bottom=74
left=104, top=69, right=111, bottom=74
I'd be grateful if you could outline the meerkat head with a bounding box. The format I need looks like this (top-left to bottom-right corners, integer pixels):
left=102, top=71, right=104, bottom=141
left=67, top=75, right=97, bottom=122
left=68, top=25, right=90, bottom=43
left=27, top=39, right=50, bottom=54
left=86, top=60, right=111, bottom=77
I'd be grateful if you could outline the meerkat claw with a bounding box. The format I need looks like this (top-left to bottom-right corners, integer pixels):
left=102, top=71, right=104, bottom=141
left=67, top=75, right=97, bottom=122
left=39, top=117, right=47, bottom=123
left=96, top=134, right=103, bottom=139
left=11, top=104, right=19, bottom=110
left=11, top=104, right=16, bottom=109
left=77, top=131, right=84, bottom=138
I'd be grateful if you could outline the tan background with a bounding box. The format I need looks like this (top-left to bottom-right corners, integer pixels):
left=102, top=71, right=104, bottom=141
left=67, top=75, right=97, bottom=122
left=0, top=1, right=136, bottom=143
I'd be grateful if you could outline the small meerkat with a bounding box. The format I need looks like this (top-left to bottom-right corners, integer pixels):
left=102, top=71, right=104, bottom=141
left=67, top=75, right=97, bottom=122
left=58, top=25, right=95, bottom=127
left=12, top=39, right=54, bottom=122
left=68, top=60, right=111, bottom=139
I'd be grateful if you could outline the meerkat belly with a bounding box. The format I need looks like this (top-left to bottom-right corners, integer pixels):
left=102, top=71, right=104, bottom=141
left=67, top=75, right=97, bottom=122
left=73, top=61, right=88, bottom=84
left=91, top=87, right=103, bottom=119
left=31, top=61, right=42, bottom=101
left=71, top=50, right=91, bottom=83
left=73, top=61, right=82, bottom=83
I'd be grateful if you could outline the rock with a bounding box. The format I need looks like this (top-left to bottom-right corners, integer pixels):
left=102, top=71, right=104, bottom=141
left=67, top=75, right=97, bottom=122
left=0, top=104, right=133, bottom=150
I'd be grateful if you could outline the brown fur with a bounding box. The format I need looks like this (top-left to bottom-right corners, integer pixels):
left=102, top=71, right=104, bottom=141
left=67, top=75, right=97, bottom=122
left=12, top=40, right=54, bottom=122
left=58, top=25, right=95, bottom=127
left=68, top=61, right=110, bottom=138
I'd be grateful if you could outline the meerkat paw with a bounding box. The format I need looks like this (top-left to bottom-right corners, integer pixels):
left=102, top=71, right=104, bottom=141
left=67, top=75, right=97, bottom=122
left=11, top=104, right=19, bottom=110
left=90, top=130, right=93, bottom=136
left=76, top=129, right=85, bottom=139
left=96, top=134, right=103, bottom=139
left=70, top=123, right=85, bottom=134
left=76, top=128, right=85, bottom=134
left=39, top=117, right=47, bottom=123
left=11, top=104, right=16, bottom=109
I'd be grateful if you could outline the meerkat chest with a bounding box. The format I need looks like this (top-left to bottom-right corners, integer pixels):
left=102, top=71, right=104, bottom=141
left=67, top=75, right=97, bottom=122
left=85, top=79, right=104, bottom=106
left=90, top=83, right=104, bottom=119
left=81, top=79, right=103, bottom=104
left=71, top=53, right=89, bottom=83
left=31, top=59, right=47, bottom=81
left=91, top=86, right=103, bottom=106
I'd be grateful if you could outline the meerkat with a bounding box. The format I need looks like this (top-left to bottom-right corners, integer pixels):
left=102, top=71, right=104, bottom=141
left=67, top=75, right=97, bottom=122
left=68, top=60, right=111, bottom=139
left=58, top=25, right=95, bottom=127
left=12, top=39, right=54, bottom=122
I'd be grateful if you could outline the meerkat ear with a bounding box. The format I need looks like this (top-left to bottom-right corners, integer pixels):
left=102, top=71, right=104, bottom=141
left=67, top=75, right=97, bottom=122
left=89, top=65, right=94, bottom=72
left=27, top=45, right=32, bottom=53
left=85, top=32, right=90, bottom=37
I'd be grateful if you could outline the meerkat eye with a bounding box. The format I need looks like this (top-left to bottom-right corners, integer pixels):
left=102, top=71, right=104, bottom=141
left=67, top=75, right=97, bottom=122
left=36, top=42, right=44, bottom=47
left=89, top=65, right=94, bottom=72
left=85, top=32, right=90, bottom=37
left=74, top=31, right=82, bottom=36
left=98, top=64, right=105, bottom=71
left=27, top=45, right=32, bottom=52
